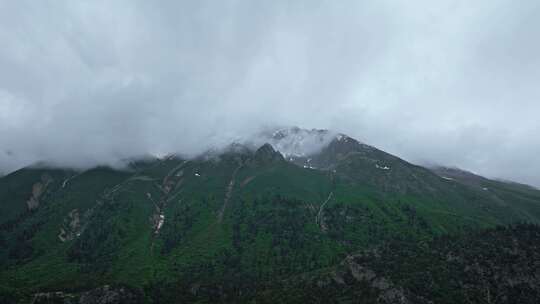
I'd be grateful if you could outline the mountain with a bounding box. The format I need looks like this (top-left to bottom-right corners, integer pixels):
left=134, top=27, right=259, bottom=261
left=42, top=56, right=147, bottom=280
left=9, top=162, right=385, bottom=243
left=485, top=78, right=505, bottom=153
left=430, top=166, right=540, bottom=222
left=1, top=127, right=540, bottom=303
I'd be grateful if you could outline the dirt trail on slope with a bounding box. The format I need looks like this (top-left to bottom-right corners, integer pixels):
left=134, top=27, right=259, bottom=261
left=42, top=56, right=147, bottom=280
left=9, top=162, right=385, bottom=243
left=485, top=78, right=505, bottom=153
left=217, top=165, right=243, bottom=223
left=151, top=161, right=189, bottom=235
left=316, top=192, right=333, bottom=231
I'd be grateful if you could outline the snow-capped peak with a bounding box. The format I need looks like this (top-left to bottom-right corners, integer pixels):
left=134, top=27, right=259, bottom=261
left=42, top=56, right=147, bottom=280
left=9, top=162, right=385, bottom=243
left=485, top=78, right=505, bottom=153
left=257, top=127, right=337, bottom=158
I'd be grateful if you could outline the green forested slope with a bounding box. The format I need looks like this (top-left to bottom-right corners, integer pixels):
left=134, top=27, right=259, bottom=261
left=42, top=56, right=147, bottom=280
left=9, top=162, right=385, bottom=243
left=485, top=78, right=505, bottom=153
left=1, top=135, right=540, bottom=303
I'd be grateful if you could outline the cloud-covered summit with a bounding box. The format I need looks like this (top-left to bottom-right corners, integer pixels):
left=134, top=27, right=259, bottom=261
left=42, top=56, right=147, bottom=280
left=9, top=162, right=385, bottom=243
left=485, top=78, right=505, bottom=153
left=1, top=1, right=539, bottom=186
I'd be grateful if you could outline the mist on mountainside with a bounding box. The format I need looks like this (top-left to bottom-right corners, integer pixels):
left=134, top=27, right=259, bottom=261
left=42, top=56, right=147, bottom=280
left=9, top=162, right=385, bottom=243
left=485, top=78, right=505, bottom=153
left=1, top=1, right=540, bottom=187
left=3, top=2, right=540, bottom=303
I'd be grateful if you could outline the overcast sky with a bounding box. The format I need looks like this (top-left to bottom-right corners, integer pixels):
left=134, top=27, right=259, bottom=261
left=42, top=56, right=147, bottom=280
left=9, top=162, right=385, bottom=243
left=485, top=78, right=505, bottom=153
left=0, top=0, right=539, bottom=186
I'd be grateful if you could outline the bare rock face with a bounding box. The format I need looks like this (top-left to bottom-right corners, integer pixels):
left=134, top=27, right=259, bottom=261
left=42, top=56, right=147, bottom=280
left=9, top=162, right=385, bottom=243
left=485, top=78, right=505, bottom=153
left=26, top=174, right=53, bottom=211
left=31, top=285, right=143, bottom=304
left=151, top=208, right=165, bottom=234
left=331, top=254, right=409, bottom=304
left=79, top=285, right=142, bottom=304
left=58, top=209, right=82, bottom=242
left=26, top=183, right=43, bottom=210
left=31, top=291, right=77, bottom=304
left=344, top=255, right=376, bottom=282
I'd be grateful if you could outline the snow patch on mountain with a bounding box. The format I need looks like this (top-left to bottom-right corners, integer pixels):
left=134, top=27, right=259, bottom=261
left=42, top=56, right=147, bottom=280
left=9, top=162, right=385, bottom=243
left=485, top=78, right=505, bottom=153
left=255, top=127, right=337, bottom=158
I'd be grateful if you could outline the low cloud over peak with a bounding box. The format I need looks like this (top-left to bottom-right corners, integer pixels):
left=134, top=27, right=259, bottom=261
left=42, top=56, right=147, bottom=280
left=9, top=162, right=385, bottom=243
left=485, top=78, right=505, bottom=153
left=1, top=1, right=539, bottom=186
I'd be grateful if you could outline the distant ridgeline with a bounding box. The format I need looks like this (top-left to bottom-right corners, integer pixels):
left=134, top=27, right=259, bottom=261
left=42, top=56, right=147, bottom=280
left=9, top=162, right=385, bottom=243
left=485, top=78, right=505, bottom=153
left=2, top=127, right=540, bottom=303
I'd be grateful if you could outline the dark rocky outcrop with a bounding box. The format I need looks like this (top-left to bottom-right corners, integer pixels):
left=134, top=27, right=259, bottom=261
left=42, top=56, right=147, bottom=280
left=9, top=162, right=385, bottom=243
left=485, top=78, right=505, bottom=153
left=31, top=285, right=143, bottom=304
left=253, top=143, right=284, bottom=164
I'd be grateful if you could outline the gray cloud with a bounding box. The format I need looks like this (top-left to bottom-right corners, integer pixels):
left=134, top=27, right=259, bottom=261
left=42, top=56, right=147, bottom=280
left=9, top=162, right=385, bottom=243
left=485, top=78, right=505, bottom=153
left=0, top=0, right=539, bottom=186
